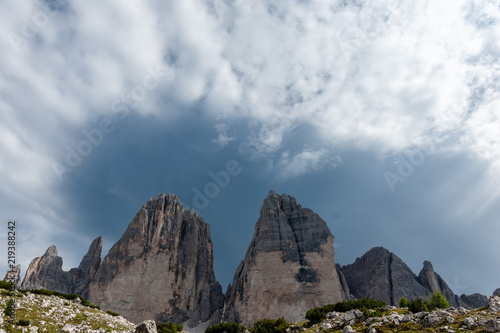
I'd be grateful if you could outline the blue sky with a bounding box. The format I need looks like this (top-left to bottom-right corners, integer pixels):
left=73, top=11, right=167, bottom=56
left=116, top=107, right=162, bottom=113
left=1, top=0, right=499, bottom=297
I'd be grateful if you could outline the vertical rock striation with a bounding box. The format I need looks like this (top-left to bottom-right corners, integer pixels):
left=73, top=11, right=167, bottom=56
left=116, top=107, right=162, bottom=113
left=223, top=191, right=344, bottom=326
left=87, top=193, right=224, bottom=327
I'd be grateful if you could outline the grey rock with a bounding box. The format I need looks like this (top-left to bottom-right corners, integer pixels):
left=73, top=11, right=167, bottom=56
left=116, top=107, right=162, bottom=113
left=446, top=316, right=454, bottom=323
left=489, top=296, right=500, bottom=312
left=223, top=191, right=345, bottom=326
left=21, top=236, right=103, bottom=298
left=458, top=293, right=489, bottom=309
left=69, top=236, right=103, bottom=299
left=493, top=288, right=500, bottom=297
left=336, top=264, right=353, bottom=301
left=422, top=314, right=440, bottom=327
left=88, top=193, right=223, bottom=327
left=135, top=320, right=158, bottom=333
left=3, top=264, right=21, bottom=287
left=417, top=261, right=459, bottom=307
left=21, top=245, right=72, bottom=292
left=341, top=247, right=431, bottom=305
left=58, top=324, right=77, bottom=333
left=463, top=317, right=475, bottom=329
left=480, top=319, right=498, bottom=332
left=342, top=325, right=354, bottom=333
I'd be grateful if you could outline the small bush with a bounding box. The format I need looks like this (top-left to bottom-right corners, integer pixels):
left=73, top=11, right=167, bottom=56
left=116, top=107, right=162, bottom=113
left=106, top=310, right=120, bottom=317
left=16, top=319, right=31, bottom=326
left=252, top=317, right=289, bottom=333
left=399, top=297, right=409, bottom=308
left=157, top=322, right=183, bottom=333
left=0, top=281, right=14, bottom=290
left=305, top=298, right=387, bottom=325
left=428, top=292, right=450, bottom=310
left=206, top=322, right=245, bottom=333
left=408, top=298, right=429, bottom=313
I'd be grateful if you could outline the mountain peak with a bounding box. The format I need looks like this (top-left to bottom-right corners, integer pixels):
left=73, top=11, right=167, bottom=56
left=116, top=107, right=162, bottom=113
left=44, top=245, right=58, bottom=257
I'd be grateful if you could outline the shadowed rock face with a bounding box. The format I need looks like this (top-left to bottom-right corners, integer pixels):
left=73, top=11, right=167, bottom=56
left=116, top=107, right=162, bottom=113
left=87, top=193, right=224, bottom=327
left=417, top=260, right=459, bottom=307
left=494, top=289, right=500, bottom=297
left=341, top=247, right=432, bottom=305
left=223, top=191, right=345, bottom=326
left=340, top=249, right=489, bottom=309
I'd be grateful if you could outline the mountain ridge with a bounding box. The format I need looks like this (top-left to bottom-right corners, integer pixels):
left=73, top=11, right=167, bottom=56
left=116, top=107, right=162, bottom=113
left=7, top=191, right=493, bottom=328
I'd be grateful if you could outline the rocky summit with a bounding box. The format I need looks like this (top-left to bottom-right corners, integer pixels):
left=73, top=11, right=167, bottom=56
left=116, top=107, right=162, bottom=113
left=87, top=193, right=224, bottom=327
left=339, top=247, right=488, bottom=309
left=10, top=190, right=493, bottom=330
left=21, top=236, right=103, bottom=298
left=223, top=190, right=345, bottom=326
left=340, top=247, right=431, bottom=306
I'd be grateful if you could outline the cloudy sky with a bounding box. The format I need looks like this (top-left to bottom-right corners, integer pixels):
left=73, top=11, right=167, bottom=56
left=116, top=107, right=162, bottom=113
left=1, top=0, right=499, bottom=297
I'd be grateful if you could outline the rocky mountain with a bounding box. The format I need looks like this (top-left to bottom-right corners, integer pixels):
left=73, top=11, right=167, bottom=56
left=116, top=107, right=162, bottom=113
left=494, top=288, right=500, bottom=297
left=20, top=236, right=102, bottom=297
left=12, top=190, right=492, bottom=329
left=339, top=247, right=488, bottom=309
left=340, top=247, right=431, bottom=306
left=222, top=190, right=345, bottom=326
left=417, top=260, right=459, bottom=307
left=87, top=193, right=224, bottom=327
left=3, top=264, right=21, bottom=287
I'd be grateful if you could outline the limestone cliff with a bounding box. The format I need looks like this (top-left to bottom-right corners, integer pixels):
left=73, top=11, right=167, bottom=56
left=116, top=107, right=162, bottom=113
left=222, top=191, right=344, bottom=326
left=20, top=236, right=102, bottom=296
left=21, top=245, right=72, bottom=292
left=87, top=193, right=224, bottom=327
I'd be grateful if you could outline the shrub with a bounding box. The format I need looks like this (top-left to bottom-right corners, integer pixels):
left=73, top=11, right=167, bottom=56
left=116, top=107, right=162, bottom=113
left=305, top=298, right=387, bottom=325
left=0, top=281, right=14, bottom=290
left=399, top=297, right=409, bottom=308
left=157, top=322, right=183, bottom=333
left=252, top=317, right=289, bottom=333
left=428, top=292, right=450, bottom=310
left=408, top=298, right=429, bottom=313
left=16, top=319, right=31, bottom=326
left=206, top=322, right=245, bottom=333
left=106, top=310, right=120, bottom=317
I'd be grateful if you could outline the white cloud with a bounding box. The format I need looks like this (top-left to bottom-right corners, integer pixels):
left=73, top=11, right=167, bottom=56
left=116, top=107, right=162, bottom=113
left=275, top=149, right=341, bottom=181
left=212, top=123, right=235, bottom=148
left=1, top=0, right=500, bottom=279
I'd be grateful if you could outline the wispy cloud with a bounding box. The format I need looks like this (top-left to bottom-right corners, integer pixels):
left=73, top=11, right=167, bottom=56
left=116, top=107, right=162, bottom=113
left=275, top=149, right=341, bottom=181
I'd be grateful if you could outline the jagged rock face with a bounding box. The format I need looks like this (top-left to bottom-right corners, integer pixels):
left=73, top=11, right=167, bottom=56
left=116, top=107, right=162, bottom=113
left=69, top=236, right=103, bottom=299
left=341, top=247, right=431, bottom=305
left=417, top=261, right=459, bottom=307
left=493, top=288, right=500, bottom=297
left=336, top=263, right=353, bottom=301
left=88, top=193, right=223, bottom=327
left=223, top=191, right=344, bottom=326
left=21, top=245, right=72, bottom=292
left=3, top=264, right=21, bottom=287
left=20, top=237, right=102, bottom=297
left=459, top=293, right=488, bottom=309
